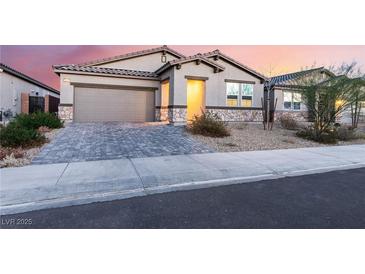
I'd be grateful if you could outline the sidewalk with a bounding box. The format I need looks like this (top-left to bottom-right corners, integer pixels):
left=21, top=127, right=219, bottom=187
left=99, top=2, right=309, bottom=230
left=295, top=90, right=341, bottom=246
left=1, top=145, right=365, bottom=215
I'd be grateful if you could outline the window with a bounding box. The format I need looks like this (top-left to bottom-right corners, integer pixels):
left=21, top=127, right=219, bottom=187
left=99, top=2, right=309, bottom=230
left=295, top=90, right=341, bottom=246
left=226, top=82, right=253, bottom=107
left=241, top=84, right=253, bottom=107
left=284, top=91, right=302, bottom=110
left=226, top=82, right=239, bottom=106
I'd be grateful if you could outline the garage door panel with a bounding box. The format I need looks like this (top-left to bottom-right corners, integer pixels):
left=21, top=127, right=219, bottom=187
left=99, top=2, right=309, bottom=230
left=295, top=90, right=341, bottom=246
left=74, top=87, right=155, bottom=122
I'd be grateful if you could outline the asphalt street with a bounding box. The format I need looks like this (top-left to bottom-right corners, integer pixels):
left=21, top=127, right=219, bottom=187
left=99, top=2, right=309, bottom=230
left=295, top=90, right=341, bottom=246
left=1, top=168, right=365, bottom=228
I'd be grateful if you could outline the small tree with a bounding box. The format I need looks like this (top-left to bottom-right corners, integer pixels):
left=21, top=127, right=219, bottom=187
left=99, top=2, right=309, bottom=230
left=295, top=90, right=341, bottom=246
left=296, top=63, right=365, bottom=140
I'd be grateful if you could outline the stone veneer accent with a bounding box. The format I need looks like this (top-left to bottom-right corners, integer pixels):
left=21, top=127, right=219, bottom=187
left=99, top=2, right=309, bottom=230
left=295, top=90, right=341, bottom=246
left=207, top=108, right=263, bottom=122
left=168, top=107, right=187, bottom=123
left=155, top=107, right=169, bottom=122
left=58, top=105, right=73, bottom=121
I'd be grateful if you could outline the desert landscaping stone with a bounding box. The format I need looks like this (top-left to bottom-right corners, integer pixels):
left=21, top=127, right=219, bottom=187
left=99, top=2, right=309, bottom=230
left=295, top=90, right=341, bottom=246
left=191, top=123, right=365, bottom=153
left=32, top=122, right=213, bottom=164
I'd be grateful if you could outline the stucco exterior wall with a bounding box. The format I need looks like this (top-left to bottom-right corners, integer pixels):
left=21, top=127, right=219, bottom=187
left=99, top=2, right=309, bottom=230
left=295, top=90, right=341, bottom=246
left=172, top=59, right=264, bottom=108
left=59, top=73, right=160, bottom=105
left=274, top=88, right=308, bottom=112
left=97, top=52, right=178, bottom=71
left=0, top=71, right=59, bottom=115
left=157, top=68, right=174, bottom=106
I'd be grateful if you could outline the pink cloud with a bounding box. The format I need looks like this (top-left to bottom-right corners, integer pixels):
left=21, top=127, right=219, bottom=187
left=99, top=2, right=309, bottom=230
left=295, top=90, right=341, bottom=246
left=1, top=45, right=364, bottom=90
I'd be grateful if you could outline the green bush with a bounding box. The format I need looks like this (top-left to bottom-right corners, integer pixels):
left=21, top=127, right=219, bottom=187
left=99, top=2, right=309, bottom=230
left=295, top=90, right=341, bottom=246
left=188, top=111, right=230, bottom=137
left=279, top=115, right=298, bottom=130
left=296, top=127, right=338, bottom=144
left=0, top=122, right=45, bottom=148
left=15, top=112, right=63, bottom=130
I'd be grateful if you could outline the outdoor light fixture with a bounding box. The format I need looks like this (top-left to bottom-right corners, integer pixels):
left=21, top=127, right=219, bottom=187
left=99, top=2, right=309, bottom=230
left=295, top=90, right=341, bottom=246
left=161, top=53, right=167, bottom=63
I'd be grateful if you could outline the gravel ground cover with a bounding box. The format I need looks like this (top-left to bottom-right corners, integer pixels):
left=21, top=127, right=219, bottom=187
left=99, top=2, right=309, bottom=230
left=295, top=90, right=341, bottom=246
left=190, top=123, right=365, bottom=152
left=0, top=129, right=60, bottom=168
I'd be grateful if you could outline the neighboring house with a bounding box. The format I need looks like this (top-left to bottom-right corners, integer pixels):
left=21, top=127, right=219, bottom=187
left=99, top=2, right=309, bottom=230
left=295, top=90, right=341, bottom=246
left=53, top=45, right=267, bottom=123
left=267, top=67, right=365, bottom=124
left=0, top=63, right=60, bottom=122
left=266, top=67, right=335, bottom=121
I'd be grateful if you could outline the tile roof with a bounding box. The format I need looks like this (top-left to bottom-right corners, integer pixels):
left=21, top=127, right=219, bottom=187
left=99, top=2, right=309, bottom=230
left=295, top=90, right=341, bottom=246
left=268, top=67, right=329, bottom=87
left=202, top=50, right=268, bottom=81
left=0, top=63, right=60, bottom=94
left=53, top=64, right=159, bottom=79
left=78, top=45, right=185, bottom=66
left=155, top=53, right=225, bottom=74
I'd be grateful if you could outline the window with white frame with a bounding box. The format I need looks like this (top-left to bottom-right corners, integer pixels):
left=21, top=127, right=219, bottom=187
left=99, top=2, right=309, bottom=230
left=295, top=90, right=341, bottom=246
left=226, top=82, right=253, bottom=107
left=283, top=91, right=302, bottom=110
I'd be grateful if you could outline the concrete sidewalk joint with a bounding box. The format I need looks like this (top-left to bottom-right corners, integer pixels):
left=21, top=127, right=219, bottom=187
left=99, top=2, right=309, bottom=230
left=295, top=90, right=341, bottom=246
left=1, top=145, right=365, bottom=215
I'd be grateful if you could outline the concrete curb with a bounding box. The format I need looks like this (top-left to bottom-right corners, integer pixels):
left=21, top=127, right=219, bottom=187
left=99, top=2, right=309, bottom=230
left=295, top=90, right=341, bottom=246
left=2, top=162, right=365, bottom=216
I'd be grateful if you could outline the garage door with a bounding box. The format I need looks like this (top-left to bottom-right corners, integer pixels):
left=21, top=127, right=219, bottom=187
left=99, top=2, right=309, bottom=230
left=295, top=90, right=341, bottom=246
left=74, top=87, right=155, bottom=122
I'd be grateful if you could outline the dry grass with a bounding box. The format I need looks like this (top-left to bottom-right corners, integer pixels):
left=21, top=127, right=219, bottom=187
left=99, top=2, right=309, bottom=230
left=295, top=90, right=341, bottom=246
left=190, top=123, right=365, bottom=152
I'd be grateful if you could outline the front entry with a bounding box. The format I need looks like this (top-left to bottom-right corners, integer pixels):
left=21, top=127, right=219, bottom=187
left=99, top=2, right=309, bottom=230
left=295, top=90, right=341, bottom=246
left=186, top=79, right=205, bottom=121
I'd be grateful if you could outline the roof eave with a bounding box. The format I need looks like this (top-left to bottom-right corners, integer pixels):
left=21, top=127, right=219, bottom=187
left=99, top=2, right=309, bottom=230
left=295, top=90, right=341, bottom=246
left=1, top=63, right=60, bottom=94
left=78, top=46, right=185, bottom=67
left=53, top=69, right=160, bottom=81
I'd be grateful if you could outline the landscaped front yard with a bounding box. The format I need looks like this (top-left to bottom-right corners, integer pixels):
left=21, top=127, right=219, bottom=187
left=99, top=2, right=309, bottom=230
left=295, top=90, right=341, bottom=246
left=0, top=128, right=60, bottom=168
left=0, top=112, right=63, bottom=168
left=189, top=123, right=365, bottom=152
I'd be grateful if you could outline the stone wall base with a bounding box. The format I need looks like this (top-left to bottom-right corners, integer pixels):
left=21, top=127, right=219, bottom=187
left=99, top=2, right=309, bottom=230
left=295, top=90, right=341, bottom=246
left=207, top=108, right=263, bottom=122
left=155, top=107, right=169, bottom=122
left=58, top=105, right=73, bottom=121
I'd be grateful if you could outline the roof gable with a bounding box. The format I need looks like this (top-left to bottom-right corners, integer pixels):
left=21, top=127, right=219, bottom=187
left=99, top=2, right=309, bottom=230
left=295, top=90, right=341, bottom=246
left=155, top=53, right=225, bottom=75
left=78, top=45, right=185, bottom=67
left=202, top=50, right=268, bottom=81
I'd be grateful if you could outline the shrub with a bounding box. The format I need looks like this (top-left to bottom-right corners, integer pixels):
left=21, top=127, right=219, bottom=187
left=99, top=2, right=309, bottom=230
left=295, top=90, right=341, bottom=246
left=335, top=126, right=356, bottom=141
left=15, top=112, right=63, bottom=130
left=0, top=122, right=45, bottom=148
left=279, top=115, right=298, bottom=130
left=188, top=111, right=230, bottom=137
left=296, top=127, right=337, bottom=144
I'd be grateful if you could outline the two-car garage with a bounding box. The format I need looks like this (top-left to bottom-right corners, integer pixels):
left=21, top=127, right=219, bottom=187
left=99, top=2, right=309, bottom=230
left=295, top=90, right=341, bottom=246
left=73, top=86, right=156, bottom=123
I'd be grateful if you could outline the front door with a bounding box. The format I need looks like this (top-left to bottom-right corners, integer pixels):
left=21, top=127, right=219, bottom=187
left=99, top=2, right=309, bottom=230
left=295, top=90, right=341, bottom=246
left=186, top=79, right=205, bottom=121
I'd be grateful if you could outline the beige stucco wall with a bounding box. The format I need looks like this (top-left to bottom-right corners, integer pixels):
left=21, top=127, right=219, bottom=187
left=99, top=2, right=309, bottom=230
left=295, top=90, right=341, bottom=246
left=157, top=68, right=174, bottom=106
left=0, top=71, right=59, bottom=115
left=273, top=88, right=308, bottom=111
left=59, top=73, right=160, bottom=105
left=172, top=59, right=264, bottom=107
left=97, top=52, right=178, bottom=71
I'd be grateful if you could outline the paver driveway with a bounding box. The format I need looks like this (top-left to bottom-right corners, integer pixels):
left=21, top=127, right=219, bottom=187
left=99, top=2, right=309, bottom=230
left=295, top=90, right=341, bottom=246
left=32, top=123, right=214, bottom=164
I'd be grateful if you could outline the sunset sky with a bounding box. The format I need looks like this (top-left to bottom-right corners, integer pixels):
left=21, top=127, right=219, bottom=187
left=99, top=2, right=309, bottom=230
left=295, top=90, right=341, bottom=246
left=1, top=45, right=364, bottom=90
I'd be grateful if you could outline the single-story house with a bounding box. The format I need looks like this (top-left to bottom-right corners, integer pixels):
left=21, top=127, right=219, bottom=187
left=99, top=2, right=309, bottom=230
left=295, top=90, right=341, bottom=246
left=54, top=46, right=361, bottom=125
left=0, top=63, right=60, bottom=122
left=53, top=45, right=269, bottom=123
left=266, top=67, right=335, bottom=121
left=267, top=67, right=365, bottom=124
